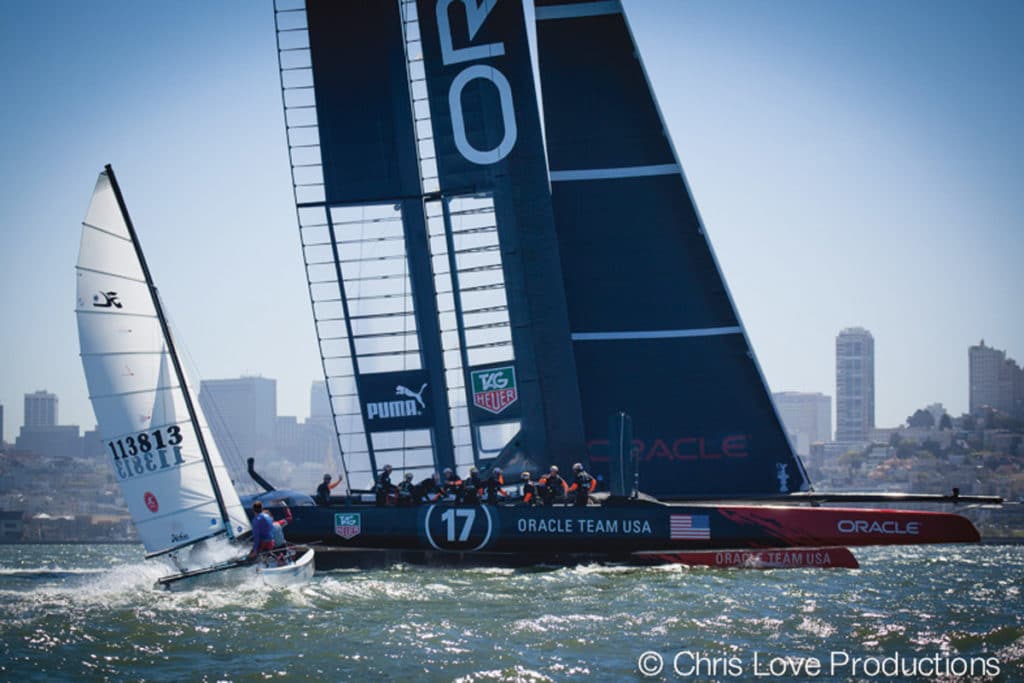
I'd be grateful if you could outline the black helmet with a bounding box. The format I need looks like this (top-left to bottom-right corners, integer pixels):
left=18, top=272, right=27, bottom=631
left=404, top=472, right=414, bottom=480
left=323, top=474, right=331, bottom=481
left=573, top=462, right=583, bottom=472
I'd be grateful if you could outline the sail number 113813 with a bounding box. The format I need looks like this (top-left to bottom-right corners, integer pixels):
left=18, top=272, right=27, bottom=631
left=107, top=425, right=185, bottom=480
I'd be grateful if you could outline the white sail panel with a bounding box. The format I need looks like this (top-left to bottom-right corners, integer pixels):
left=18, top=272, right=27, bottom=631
left=77, top=222, right=146, bottom=283
left=76, top=269, right=152, bottom=316
left=83, top=171, right=131, bottom=239
left=76, top=169, right=250, bottom=556
left=77, top=313, right=165, bottom=357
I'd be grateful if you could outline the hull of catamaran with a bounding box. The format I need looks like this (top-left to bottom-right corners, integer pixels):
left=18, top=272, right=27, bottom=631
left=156, top=548, right=316, bottom=591
left=271, top=501, right=978, bottom=570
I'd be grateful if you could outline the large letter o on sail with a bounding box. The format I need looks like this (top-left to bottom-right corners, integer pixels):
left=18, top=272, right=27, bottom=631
left=448, top=64, right=518, bottom=165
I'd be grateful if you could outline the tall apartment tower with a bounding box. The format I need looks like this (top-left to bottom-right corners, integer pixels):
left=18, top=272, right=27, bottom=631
left=24, top=390, right=58, bottom=428
left=969, top=340, right=1024, bottom=418
left=835, top=328, right=874, bottom=443
left=310, top=380, right=331, bottom=421
left=772, top=392, right=832, bottom=455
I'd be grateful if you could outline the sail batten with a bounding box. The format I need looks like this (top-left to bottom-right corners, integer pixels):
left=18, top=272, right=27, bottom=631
left=572, top=328, right=744, bottom=341
left=549, top=163, right=681, bottom=181
left=535, top=1, right=622, bottom=21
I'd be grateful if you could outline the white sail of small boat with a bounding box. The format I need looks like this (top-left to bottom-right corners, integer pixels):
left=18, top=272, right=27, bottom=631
left=76, top=165, right=313, bottom=587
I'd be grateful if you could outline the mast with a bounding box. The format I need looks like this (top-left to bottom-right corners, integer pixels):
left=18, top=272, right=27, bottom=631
left=102, top=164, right=235, bottom=536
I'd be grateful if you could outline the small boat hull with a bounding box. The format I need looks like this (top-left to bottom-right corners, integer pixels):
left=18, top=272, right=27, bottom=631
left=258, top=548, right=316, bottom=586
left=157, top=548, right=316, bottom=590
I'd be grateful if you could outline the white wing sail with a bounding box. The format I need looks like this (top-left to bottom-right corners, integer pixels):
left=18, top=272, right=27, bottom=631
left=76, top=169, right=250, bottom=556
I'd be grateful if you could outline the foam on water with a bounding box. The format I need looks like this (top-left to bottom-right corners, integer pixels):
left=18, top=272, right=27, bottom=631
left=1, top=544, right=1022, bottom=681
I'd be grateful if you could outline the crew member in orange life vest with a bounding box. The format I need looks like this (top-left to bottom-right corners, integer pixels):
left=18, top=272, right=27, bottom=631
left=461, top=466, right=484, bottom=504
left=396, top=472, right=416, bottom=506
left=539, top=465, right=568, bottom=506
left=441, top=467, right=462, bottom=498
left=520, top=471, right=538, bottom=505
left=567, top=462, right=596, bottom=507
left=315, top=473, right=342, bottom=506
left=483, top=467, right=507, bottom=505
left=375, top=464, right=395, bottom=506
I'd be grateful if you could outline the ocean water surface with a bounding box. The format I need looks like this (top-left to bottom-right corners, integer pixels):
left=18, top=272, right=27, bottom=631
left=1, top=544, right=1021, bottom=681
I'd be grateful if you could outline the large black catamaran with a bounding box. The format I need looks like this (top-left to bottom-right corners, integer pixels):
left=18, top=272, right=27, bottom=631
left=262, top=0, right=997, bottom=568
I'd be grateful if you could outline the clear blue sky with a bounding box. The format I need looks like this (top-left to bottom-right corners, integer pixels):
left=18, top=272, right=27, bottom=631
left=1, top=1, right=1021, bottom=442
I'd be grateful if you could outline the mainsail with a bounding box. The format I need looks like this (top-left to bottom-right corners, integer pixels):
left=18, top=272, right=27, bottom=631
left=275, top=0, right=583, bottom=490
left=533, top=0, right=809, bottom=498
left=276, top=0, right=808, bottom=499
left=76, top=167, right=250, bottom=556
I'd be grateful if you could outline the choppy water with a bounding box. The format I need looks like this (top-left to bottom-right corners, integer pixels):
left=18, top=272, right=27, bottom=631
left=1, top=544, right=1022, bottom=682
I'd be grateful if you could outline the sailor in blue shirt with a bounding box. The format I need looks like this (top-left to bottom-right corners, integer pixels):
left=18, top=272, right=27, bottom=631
left=248, top=500, right=275, bottom=558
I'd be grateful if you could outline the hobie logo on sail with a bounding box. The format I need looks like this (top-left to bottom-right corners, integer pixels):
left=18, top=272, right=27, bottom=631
left=471, top=366, right=517, bottom=414
left=92, top=291, right=122, bottom=308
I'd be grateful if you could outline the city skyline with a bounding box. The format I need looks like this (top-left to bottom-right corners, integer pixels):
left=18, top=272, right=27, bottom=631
left=2, top=1, right=1022, bottom=441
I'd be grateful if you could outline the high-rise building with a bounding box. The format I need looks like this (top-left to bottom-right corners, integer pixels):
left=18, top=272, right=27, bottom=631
left=969, top=340, right=1024, bottom=419
left=310, top=380, right=331, bottom=421
left=199, top=376, right=277, bottom=486
left=24, top=390, right=57, bottom=428
left=772, top=392, right=832, bottom=456
left=835, top=328, right=874, bottom=443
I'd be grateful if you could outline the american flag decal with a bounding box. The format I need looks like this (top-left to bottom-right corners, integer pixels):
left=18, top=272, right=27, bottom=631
left=670, top=514, right=711, bottom=540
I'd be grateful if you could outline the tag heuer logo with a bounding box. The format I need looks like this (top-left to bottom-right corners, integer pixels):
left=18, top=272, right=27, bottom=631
left=334, top=512, right=361, bottom=540
left=471, top=366, right=518, bottom=415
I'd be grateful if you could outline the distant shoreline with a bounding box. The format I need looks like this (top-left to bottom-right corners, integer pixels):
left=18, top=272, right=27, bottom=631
left=0, top=540, right=139, bottom=546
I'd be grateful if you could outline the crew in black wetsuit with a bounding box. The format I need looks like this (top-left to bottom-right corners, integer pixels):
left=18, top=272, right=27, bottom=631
left=315, top=473, right=342, bottom=506
left=461, top=466, right=484, bottom=504
left=441, top=467, right=462, bottom=499
left=539, top=465, right=568, bottom=506
left=520, top=471, right=538, bottom=506
left=483, top=467, right=507, bottom=505
left=416, top=472, right=442, bottom=503
left=375, top=464, right=395, bottom=506
left=567, top=462, right=596, bottom=507
left=396, top=472, right=416, bottom=506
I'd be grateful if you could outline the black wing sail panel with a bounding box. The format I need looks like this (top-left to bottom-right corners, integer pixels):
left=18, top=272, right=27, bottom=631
left=414, top=0, right=585, bottom=472
left=534, top=1, right=810, bottom=497
left=277, top=0, right=456, bottom=489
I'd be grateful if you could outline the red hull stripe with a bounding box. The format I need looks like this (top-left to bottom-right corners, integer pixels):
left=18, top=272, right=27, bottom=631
left=712, top=506, right=980, bottom=547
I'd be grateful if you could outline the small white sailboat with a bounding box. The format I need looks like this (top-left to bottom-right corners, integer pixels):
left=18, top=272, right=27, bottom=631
left=75, top=165, right=314, bottom=590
